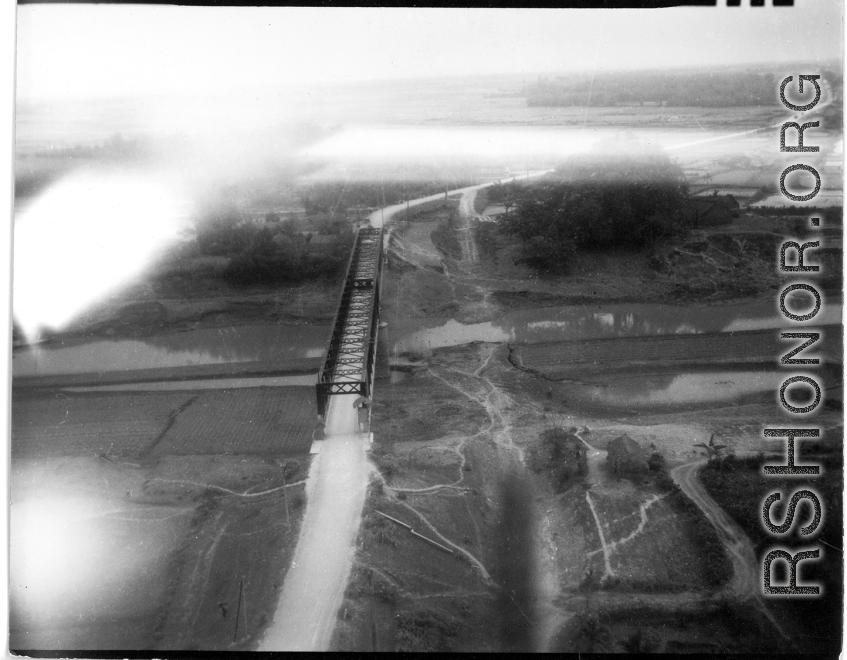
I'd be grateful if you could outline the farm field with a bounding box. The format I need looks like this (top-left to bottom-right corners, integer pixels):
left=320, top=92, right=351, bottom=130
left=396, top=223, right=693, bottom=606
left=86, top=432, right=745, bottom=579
left=10, top=455, right=191, bottom=651
left=13, top=386, right=316, bottom=460
left=12, top=390, right=195, bottom=459
left=10, top=381, right=315, bottom=651
left=153, top=387, right=316, bottom=457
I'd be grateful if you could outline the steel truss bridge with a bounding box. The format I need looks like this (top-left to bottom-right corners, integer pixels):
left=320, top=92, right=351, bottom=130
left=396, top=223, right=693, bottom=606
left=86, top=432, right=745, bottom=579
left=316, top=226, right=384, bottom=418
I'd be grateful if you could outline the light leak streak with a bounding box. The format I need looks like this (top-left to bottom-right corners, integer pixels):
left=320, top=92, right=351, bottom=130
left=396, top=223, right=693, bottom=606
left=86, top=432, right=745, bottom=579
left=13, top=171, right=190, bottom=340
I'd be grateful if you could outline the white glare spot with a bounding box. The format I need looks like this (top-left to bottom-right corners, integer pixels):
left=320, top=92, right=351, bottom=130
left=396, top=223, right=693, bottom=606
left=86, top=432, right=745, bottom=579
left=13, top=172, right=189, bottom=339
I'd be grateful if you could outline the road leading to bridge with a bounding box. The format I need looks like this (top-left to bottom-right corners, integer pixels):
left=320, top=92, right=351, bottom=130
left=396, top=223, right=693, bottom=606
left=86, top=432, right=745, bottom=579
left=258, top=394, right=367, bottom=652
left=260, top=172, right=553, bottom=651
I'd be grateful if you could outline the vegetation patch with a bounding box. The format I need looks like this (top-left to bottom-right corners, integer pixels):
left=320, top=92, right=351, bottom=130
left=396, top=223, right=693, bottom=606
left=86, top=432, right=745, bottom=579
left=648, top=462, right=732, bottom=589
left=700, top=450, right=843, bottom=656
left=430, top=219, right=463, bottom=260
left=525, top=427, right=587, bottom=491
left=395, top=608, right=461, bottom=652
left=498, top=144, right=690, bottom=273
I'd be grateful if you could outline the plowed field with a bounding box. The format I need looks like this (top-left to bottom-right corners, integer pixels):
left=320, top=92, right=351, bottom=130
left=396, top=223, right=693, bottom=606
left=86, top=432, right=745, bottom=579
left=12, top=391, right=194, bottom=458
left=13, top=386, right=316, bottom=459
left=153, top=387, right=315, bottom=456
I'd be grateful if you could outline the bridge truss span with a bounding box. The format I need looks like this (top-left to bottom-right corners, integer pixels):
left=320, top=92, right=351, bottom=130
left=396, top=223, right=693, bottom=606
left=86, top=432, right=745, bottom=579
left=316, top=226, right=384, bottom=418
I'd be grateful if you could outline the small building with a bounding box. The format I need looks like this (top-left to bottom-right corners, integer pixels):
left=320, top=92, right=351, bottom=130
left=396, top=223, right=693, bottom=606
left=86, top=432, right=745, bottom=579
left=607, top=434, right=648, bottom=476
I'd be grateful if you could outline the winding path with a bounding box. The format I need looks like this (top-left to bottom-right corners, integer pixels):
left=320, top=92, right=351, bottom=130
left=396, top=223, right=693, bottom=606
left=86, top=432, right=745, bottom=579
left=670, top=460, right=792, bottom=644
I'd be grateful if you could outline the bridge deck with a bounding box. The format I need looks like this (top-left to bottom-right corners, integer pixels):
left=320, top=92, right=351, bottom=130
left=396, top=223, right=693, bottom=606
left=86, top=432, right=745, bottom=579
left=316, top=226, right=383, bottom=418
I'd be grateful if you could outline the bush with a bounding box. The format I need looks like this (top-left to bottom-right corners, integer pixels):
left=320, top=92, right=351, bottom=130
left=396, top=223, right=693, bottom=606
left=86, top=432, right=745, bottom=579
left=371, top=448, right=400, bottom=481
left=527, top=427, right=588, bottom=491
left=648, top=451, right=666, bottom=472
left=282, top=459, right=300, bottom=480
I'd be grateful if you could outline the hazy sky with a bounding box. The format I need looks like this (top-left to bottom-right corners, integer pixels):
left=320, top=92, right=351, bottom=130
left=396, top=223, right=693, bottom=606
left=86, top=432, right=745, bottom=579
left=16, top=3, right=843, bottom=102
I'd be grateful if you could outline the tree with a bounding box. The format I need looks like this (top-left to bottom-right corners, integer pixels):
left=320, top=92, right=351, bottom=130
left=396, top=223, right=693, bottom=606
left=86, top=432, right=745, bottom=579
left=647, top=450, right=666, bottom=472
left=488, top=181, right=522, bottom=213
left=694, top=434, right=727, bottom=463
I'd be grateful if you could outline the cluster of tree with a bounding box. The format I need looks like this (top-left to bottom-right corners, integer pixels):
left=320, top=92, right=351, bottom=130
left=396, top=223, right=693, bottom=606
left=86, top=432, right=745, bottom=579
left=221, top=225, right=353, bottom=286
left=192, top=205, right=353, bottom=286
left=523, top=70, right=780, bottom=107
left=485, top=180, right=523, bottom=213
left=498, top=147, right=690, bottom=273
left=35, top=133, right=149, bottom=160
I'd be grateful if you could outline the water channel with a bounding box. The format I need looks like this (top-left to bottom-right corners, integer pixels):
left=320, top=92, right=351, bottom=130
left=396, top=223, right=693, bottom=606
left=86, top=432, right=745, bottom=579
left=389, top=300, right=843, bottom=354
left=12, top=323, right=329, bottom=377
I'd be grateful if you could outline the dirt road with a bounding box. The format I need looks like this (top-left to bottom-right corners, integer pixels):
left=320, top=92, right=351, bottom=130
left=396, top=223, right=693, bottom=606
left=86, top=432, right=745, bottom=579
left=457, top=189, right=480, bottom=263
left=671, top=460, right=792, bottom=644
left=671, top=461, right=759, bottom=598
left=258, top=394, right=369, bottom=651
